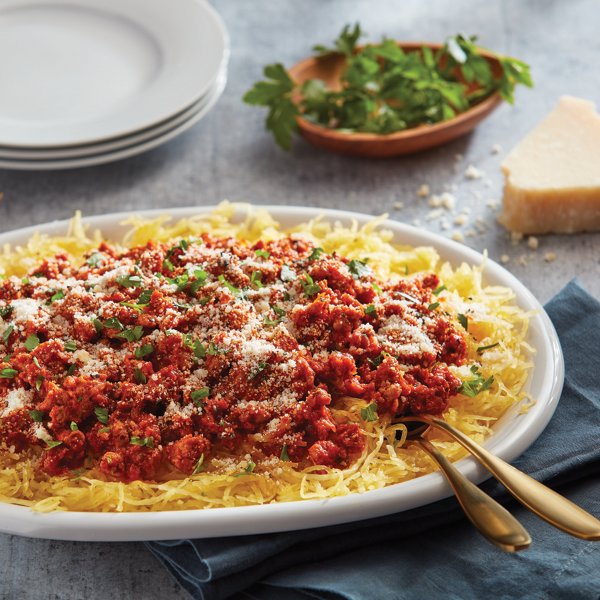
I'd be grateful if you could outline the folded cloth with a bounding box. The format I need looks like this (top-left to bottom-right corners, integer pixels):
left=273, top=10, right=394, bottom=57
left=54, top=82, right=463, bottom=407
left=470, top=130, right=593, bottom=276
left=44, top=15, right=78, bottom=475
left=146, top=280, right=600, bottom=600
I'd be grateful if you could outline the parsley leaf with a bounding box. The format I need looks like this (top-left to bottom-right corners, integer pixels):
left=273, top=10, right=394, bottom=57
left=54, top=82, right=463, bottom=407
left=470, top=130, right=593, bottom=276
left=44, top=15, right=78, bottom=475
left=255, top=249, right=270, bottom=259
left=348, top=259, right=371, bottom=279
left=243, top=63, right=299, bottom=149
left=134, top=367, right=147, bottom=384
left=459, top=366, right=494, bottom=397
left=457, top=313, right=469, bottom=330
left=29, top=409, right=44, bottom=422
left=135, top=344, right=154, bottom=360
left=24, top=334, right=40, bottom=351
left=301, top=273, right=321, bottom=297
left=0, top=367, right=17, bottom=378
left=308, top=247, right=324, bottom=261
left=280, top=445, right=290, bottom=461
left=235, top=460, right=256, bottom=477
left=2, top=324, right=14, bottom=344
left=364, top=304, right=377, bottom=316
left=192, top=453, right=205, bottom=475
left=191, top=387, right=210, bottom=406
left=117, top=326, right=144, bottom=342
left=130, top=436, right=154, bottom=448
left=94, top=406, right=109, bottom=424
left=45, top=439, right=63, bottom=449
left=477, top=342, right=500, bottom=353
left=433, top=285, right=447, bottom=296
left=361, top=403, right=378, bottom=422
left=116, top=274, right=142, bottom=288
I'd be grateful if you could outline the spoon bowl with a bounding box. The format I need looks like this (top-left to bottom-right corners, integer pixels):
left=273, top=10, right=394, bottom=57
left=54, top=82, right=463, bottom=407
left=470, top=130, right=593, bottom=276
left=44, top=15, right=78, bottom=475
left=288, top=42, right=503, bottom=157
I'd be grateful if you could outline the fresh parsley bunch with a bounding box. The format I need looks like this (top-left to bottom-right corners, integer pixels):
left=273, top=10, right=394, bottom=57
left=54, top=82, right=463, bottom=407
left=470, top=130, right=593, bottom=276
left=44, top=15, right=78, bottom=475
left=243, top=24, right=532, bottom=149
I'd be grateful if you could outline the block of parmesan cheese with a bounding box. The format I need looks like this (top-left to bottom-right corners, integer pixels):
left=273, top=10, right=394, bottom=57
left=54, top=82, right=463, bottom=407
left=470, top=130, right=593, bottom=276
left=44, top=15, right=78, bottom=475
left=499, top=96, right=600, bottom=234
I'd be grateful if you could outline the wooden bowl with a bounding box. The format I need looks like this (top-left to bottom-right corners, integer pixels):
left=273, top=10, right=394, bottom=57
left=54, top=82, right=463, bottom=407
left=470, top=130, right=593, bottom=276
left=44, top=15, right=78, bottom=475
left=288, top=42, right=503, bottom=157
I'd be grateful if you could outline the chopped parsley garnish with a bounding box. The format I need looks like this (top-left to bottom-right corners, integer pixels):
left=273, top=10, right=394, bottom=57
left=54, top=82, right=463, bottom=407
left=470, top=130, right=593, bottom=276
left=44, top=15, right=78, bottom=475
left=263, top=316, right=279, bottom=326
left=91, top=318, right=104, bottom=334
left=98, top=427, right=111, bottom=434
left=348, top=259, right=371, bottom=279
left=250, top=270, right=264, bottom=289
left=187, top=269, right=208, bottom=296
left=428, top=302, right=440, bottom=311
left=235, top=460, right=256, bottom=477
left=301, top=273, right=321, bottom=297
left=364, top=304, right=377, bottom=316
left=0, top=367, right=17, bottom=378
left=134, top=367, right=147, bottom=384
left=193, top=340, right=207, bottom=359
left=372, top=283, right=382, bottom=294
left=137, top=289, right=153, bottom=304
left=218, top=275, right=242, bottom=296
left=29, top=410, right=44, bottom=422
left=117, top=326, right=144, bottom=342
left=130, top=436, right=154, bottom=448
left=192, top=453, right=205, bottom=475
left=477, top=342, right=500, bottom=353
left=116, top=274, right=143, bottom=288
left=248, top=362, right=267, bottom=380
left=32, top=356, right=41, bottom=368
left=64, top=341, right=77, bottom=352
left=45, top=440, right=63, bottom=449
left=272, top=305, right=286, bottom=317
left=86, top=252, right=104, bottom=267
left=0, top=306, right=13, bottom=318
left=457, top=313, right=469, bottom=331
left=280, top=445, right=290, bottom=461
left=280, top=265, right=296, bottom=282
left=70, top=421, right=78, bottom=431
left=48, top=290, right=65, bottom=304
left=191, top=387, right=210, bottom=406
left=135, top=344, right=154, bottom=360
left=308, top=247, right=324, bottom=261
left=35, top=375, right=44, bottom=391
left=368, top=352, right=388, bottom=368
left=433, top=285, right=447, bottom=296
left=94, top=406, right=109, bottom=424
left=459, top=366, right=494, bottom=397
left=24, top=334, right=40, bottom=351
left=207, top=342, right=228, bottom=356
left=163, top=258, right=175, bottom=272
left=361, top=403, right=378, bottom=422
left=103, top=317, right=124, bottom=331
left=255, top=249, right=270, bottom=258
left=3, top=324, right=14, bottom=343
left=66, top=364, right=77, bottom=376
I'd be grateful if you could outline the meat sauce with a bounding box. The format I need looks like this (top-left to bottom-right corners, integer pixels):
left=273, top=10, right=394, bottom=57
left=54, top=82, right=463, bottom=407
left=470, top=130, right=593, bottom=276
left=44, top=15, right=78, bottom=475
left=0, top=235, right=466, bottom=482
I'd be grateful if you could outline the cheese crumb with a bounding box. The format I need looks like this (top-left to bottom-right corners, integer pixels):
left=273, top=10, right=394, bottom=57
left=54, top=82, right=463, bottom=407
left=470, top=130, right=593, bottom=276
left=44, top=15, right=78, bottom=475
left=454, top=214, right=469, bottom=226
left=500, top=254, right=510, bottom=264
left=527, top=236, right=539, bottom=250
left=491, top=144, right=502, bottom=154
left=417, top=184, right=430, bottom=197
left=544, top=252, right=557, bottom=263
left=393, top=201, right=404, bottom=210
left=451, top=231, right=465, bottom=242
left=465, top=165, right=484, bottom=180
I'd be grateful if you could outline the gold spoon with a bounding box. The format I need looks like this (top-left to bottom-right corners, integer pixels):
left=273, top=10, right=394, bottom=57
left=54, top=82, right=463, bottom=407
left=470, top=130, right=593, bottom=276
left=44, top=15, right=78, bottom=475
left=401, top=415, right=600, bottom=541
left=405, top=422, right=531, bottom=552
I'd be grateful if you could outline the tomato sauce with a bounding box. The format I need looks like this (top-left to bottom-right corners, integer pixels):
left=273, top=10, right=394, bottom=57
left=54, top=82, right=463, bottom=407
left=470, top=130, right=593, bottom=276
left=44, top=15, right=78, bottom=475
left=0, top=235, right=465, bottom=482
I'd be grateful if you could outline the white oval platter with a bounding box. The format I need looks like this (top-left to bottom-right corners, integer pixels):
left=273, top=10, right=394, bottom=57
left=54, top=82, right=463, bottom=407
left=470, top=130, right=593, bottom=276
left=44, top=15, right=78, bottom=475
left=0, top=205, right=564, bottom=541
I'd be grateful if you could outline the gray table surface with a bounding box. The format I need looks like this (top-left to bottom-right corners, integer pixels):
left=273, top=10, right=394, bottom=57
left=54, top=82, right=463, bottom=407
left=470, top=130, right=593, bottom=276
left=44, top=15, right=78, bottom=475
left=0, top=1, right=598, bottom=598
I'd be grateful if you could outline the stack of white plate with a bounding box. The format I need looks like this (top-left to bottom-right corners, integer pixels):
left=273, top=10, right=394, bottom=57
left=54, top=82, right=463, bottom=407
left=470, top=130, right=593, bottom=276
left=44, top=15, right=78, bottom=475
left=0, top=0, right=229, bottom=170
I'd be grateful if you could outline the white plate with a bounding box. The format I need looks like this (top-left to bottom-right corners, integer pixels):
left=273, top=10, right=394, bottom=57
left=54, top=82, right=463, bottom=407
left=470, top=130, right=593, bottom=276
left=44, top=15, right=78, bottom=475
left=0, top=0, right=229, bottom=148
left=0, top=68, right=227, bottom=170
left=0, top=206, right=564, bottom=541
left=0, top=78, right=218, bottom=160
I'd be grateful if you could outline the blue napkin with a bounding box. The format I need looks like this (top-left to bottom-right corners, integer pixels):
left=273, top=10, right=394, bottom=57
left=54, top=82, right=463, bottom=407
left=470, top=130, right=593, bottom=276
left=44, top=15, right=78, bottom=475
left=146, top=280, right=600, bottom=600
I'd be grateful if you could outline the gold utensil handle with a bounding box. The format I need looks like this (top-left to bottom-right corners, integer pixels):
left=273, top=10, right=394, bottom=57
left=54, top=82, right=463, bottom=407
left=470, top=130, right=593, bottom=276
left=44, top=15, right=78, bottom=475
left=416, top=416, right=600, bottom=541
left=418, top=438, right=531, bottom=552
